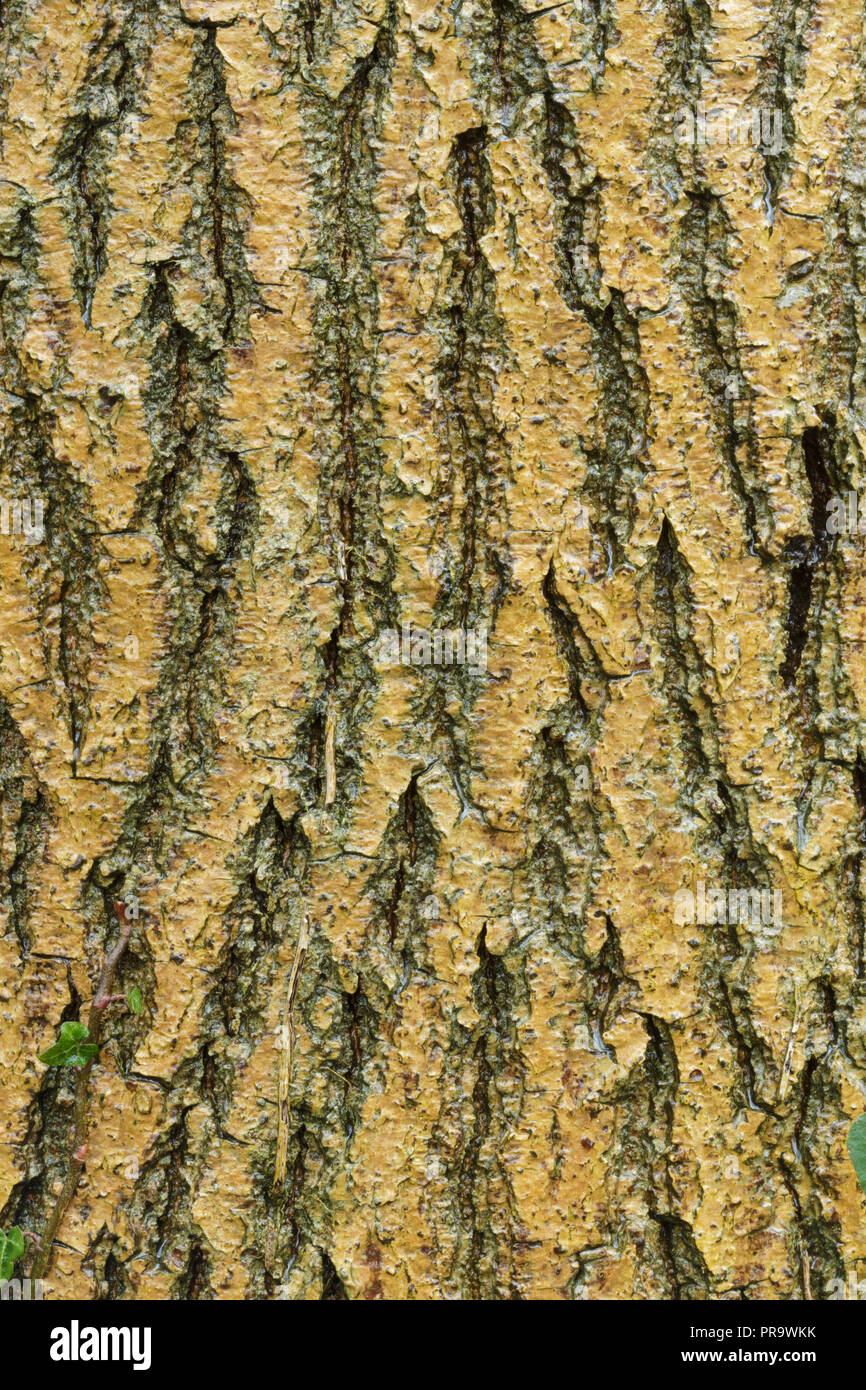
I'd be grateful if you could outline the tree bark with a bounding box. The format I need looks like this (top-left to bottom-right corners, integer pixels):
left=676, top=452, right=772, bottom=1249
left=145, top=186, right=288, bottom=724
left=1, top=0, right=866, bottom=1300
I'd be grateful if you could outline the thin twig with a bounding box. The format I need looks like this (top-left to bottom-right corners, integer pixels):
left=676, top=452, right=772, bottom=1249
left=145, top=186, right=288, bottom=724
left=323, top=696, right=337, bottom=806
left=30, top=908, right=132, bottom=1280
left=274, top=912, right=310, bottom=1188
left=320, top=1063, right=358, bottom=1091
left=801, top=1238, right=812, bottom=1301
left=777, top=984, right=802, bottom=1104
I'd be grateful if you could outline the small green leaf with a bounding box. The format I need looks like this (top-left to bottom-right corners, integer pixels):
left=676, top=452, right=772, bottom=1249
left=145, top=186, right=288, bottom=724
left=39, top=1020, right=99, bottom=1068
left=0, top=1226, right=24, bottom=1283
left=847, top=1114, right=866, bottom=1195
left=127, top=986, right=142, bottom=1015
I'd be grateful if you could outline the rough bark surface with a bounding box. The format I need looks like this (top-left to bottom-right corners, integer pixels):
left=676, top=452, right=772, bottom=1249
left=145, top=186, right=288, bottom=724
left=1, top=0, right=866, bottom=1301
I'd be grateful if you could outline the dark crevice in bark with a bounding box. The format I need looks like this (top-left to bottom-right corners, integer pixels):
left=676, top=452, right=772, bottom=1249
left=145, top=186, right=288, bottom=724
left=459, top=1025, right=496, bottom=1300
left=780, top=421, right=835, bottom=688
left=51, top=1, right=157, bottom=324
left=294, top=705, right=326, bottom=809
left=778, top=1127, right=845, bottom=1301
left=847, top=755, right=866, bottom=978
left=776, top=976, right=852, bottom=1296
left=609, top=1009, right=713, bottom=1297
left=300, top=4, right=398, bottom=815
left=6, top=789, right=49, bottom=958
left=0, top=699, right=50, bottom=958
left=189, top=801, right=310, bottom=1150
left=541, top=560, right=611, bottom=728
left=583, top=0, right=613, bottom=89
left=576, top=286, right=651, bottom=572
left=653, top=518, right=783, bottom=1123
left=449, top=922, right=523, bottom=1299
left=781, top=555, right=816, bottom=689
left=208, top=802, right=303, bottom=1040
left=651, top=1211, right=714, bottom=1301
left=653, top=517, right=766, bottom=879
left=676, top=193, right=770, bottom=552
left=538, top=88, right=653, bottom=566
left=385, top=859, right=405, bottom=948
left=88, top=745, right=180, bottom=929
left=486, top=0, right=610, bottom=109
left=175, top=1237, right=214, bottom=1300
left=820, top=168, right=862, bottom=411
left=642, top=1015, right=680, bottom=1210
left=338, top=981, right=380, bottom=1142
left=300, top=0, right=322, bottom=66
left=661, top=0, right=712, bottom=102
left=587, top=916, right=633, bottom=1058
left=2, top=388, right=107, bottom=767
left=84, top=1227, right=132, bottom=1301
left=363, top=773, right=439, bottom=982
left=450, top=126, right=486, bottom=627
left=436, top=124, right=508, bottom=633
left=141, top=274, right=258, bottom=577
left=137, top=264, right=258, bottom=776
left=758, top=0, right=816, bottom=212
left=127, top=1105, right=197, bottom=1271
left=525, top=725, right=604, bottom=964
left=320, top=1248, right=348, bottom=1299
left=713, top=973, right=781, bottom=1119
left=484, top=36, right=651, bottom=568
left=54, top=112, right=112, bottom=325
left=184, top=23, right=260, bottom=344
left=414, top=684, right=490, bottom=828
left=650, top=0, right=713, bottom=199
left=0, top=0, right=29, bottom=133
left=534, top=560, right=631, bottom=1001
